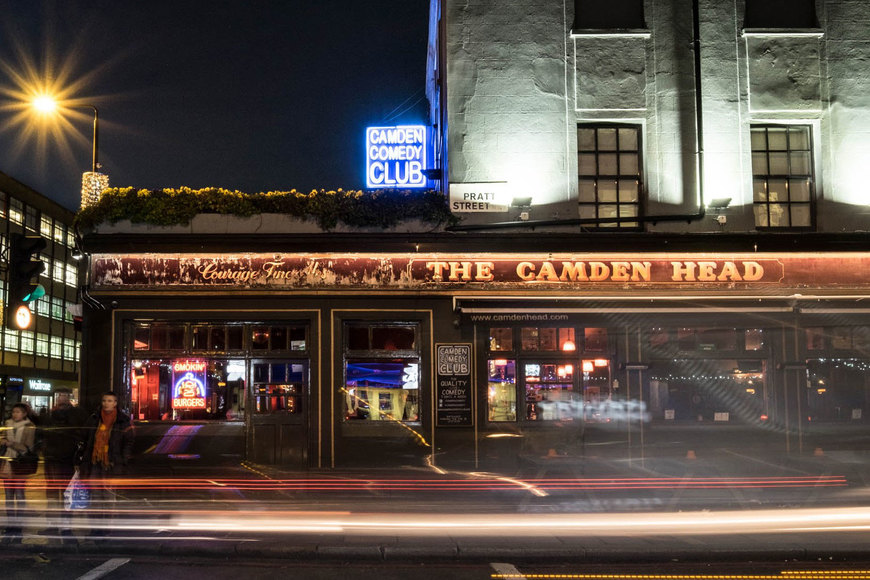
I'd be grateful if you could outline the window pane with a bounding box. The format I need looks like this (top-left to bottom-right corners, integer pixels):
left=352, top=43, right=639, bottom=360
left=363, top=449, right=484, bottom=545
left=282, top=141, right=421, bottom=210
left=168, top=326, right=185, bottom=350
left=754, top=204, right=769, bottom=227
left=619, top=153, right=638, bottom=175
left=289, top=327, right=306, bottom=350
left=490, top=327, right=513, bottom=351
left=271, top=326, right=288, bottom=350
left=227, top=326, right=243, bottom=350
left=210, top=327, right=225, bottom=351
left=585, top=328, right=607, bottom=351
left=619, top=179, right=639, bottom=202
left=619, top=204, right=638, bottom=218
left=618, top=128, right=638, bottom=150
left=768, top=179, right=787, bottom=202
left=750, top=129, right=767, bottom=151
left=539, top=328, right=557, bottom=351
left=134, top=327, right=150, bottom=350
left=789, top=126, right=810, bottom=149
left=578, top=154, right=596, bottom=174
left=488, top=359, right=516, bottom=422
left=768, top=128, right=788, bottom=150
left=598, top=153, right=617, bottom=174
left=521, top=327, right=540, bottom=351
left=598, top=204, right=618, bottom=218
left=806, top=328, right=826, bottom=350
left=345, top=360, right=419, bottom=421
left=768, top=152, right=788, bottom=174
left=751, top=152, right=768, bottom=175
left=745, top=329, right=764, bottom=351
left=372, top=326, right=415, bottom=350
left=579, top=179, right=596, bottom=201
left=348, top=326, right=369, bottom=350
left=598, top=128, right=617, bottom=150
left=790, top=178, right=811, bottom=201
left=753, top=179, right=767, bottom=201
left=768, top=204, right=788, bottom=226
left=151, top=328, right=167, bottom=351
left=790, top=151, right=811, bottom=175
left=791, top=203, right=811, bottom=226
left=192, top=326, right=207, bottom=350
left=251, top=326, right=270, bottom=350
left=578, top=128, right=595, bottom=151
left=599, top=179, right=617, bottom=202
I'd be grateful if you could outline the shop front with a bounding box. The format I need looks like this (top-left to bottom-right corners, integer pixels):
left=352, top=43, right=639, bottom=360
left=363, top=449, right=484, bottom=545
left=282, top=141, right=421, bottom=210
left=82, top=247, right=870, bottom=470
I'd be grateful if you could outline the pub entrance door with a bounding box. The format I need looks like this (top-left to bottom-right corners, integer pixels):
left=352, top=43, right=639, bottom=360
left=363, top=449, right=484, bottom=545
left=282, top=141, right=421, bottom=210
left=248, top=359, right=309, bottom=466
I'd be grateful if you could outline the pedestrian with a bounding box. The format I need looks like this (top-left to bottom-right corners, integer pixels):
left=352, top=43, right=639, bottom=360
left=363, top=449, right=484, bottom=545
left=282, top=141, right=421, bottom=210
left=42, top=388, right=86, bottom=543
left=0, top=403, right=37, bottom=543
left=77, top=391, right=134, bottom=538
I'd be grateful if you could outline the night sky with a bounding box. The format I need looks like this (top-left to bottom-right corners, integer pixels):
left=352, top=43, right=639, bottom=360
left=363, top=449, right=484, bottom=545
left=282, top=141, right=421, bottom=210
left=0, top=0, right=431, bottom=211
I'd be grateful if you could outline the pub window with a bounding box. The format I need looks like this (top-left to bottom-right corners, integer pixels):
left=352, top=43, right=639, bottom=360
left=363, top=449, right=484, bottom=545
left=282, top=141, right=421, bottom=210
left=584, top=328, right=608, bottom=351
left=698, top=328, right=737, bottom=351
left=744, top=0, right=818, bottom=29
left=573, top=0, right=645, bottom=29
left=488, top=358, right=517, bottom=422
left=745, top=329, right=764, bottom=351
left=649, top=327, right=670, bottom=348
left=130, top=358, right=246, bottom=422
left=343, top=322, right=420, bottom=423
left=251, top=325, right=307, bottom=351
left=489, top=327, right=513, bottom=352
left=521, top=327, right=577, bottom=352
left=751, top=125, right=814, bottom=229
left=253, top=361, right=307, bottom=414
left=147, top=324, right=185, bottom=351
left=578, top=125, right=642, bottom=229
left=831, top=327, right=853, bottom=350
left=525, top=362, right=577, bottom=422
left=806, top=327, right=826, bottom=351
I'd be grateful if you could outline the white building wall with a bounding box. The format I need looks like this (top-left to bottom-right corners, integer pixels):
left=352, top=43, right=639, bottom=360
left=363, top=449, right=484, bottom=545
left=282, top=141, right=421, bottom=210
left=434, top=0, right=870, bottom=231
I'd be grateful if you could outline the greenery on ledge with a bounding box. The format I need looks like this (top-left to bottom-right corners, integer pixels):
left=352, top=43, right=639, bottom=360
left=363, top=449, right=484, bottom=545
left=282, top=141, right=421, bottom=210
left=74, top=187, right=459, bottom=231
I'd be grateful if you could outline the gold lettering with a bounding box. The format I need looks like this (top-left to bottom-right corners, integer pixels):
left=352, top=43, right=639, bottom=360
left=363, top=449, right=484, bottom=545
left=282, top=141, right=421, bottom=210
left=448, top=261, right=473, bottom=281
left=743, top=261, right=764, bottom=281
left=672, top=261, right=696, bottom=281
left=697, top=261, right=718, bottom=281
left=589, top=262, right=610, bottom=281
left=611, top=262, right=631, bottom=282
left=717, top=262, right=742, bottom=281
left=517, top=262, right=536, bottom=281
left=631, top=261, right=651, bottom=281
left=536, top=261, right=559, bottom=282
left=559, top=262, right=589, bottom=282
left=426, top=262, right=449, bottom=281
left=475, top=262, right=494, bottom=282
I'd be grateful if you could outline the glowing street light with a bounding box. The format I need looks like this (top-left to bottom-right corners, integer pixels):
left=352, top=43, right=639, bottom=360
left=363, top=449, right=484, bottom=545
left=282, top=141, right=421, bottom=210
left=31, top=95, right=106, bottom=207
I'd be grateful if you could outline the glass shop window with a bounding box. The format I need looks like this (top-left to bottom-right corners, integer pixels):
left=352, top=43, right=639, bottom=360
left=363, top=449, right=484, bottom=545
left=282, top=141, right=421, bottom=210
left=253, top=362, right=307, bottom=414
left=135, top=324, right=185, bottom=351
left=489, top=328, right=513, bottom=352
left=806, top=359, right=869, bottom=422
left=129, top=358, right=245, bottom=422
left=745, top=329, right=764, bottom=351
left=584, top=328, right=608, bottom=351
left=520, top=327, right=577, bottom=352
left=343, top=322, right=421, bottom=423
left=806, top=327, right=826, bottom=351
left=251, top=325, right=307, bottom=351
left=487, top=358, right=516, bottom=422
left=524, top=362, right=577, bottom=421
left=649, top=328, right=670, bottom=348
left=192, top=325, right=245, bottom=352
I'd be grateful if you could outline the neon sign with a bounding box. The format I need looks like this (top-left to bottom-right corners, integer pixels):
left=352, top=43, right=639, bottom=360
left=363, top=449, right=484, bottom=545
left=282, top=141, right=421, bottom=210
left=172, top=360, right=207, bottom=409
left=366, top=125, right=427, bottom=188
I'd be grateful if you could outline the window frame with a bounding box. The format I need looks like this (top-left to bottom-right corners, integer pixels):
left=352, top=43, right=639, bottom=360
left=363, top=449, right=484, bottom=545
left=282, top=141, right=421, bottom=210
left=751, top=124, right=816, bottom=231
left=577, top=124, right=644, bottom=230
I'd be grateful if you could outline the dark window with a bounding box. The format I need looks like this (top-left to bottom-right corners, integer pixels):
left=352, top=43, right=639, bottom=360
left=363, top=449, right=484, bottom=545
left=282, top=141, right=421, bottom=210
left=745, top=0, right=818, bottom=28
left=751, top=125, right=814, bottom=229
left=578, top=125, right=642, bottom=229
left=574, top=0, right=645, bottom=29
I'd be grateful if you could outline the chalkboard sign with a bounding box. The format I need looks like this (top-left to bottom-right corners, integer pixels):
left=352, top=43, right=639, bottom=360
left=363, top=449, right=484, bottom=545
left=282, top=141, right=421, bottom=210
left=436, top=344, right=473, bottom=427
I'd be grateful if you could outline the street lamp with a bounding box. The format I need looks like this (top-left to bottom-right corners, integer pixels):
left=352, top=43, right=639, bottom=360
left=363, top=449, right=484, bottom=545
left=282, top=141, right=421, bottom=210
left=32, top=96, right=106, bottom=207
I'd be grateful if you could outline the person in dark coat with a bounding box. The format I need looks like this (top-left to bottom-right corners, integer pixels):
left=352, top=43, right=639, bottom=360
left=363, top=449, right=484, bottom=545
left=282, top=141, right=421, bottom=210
left=42, top=388, right=86, bottom=542
left=77, top=391, right=134, bottom=537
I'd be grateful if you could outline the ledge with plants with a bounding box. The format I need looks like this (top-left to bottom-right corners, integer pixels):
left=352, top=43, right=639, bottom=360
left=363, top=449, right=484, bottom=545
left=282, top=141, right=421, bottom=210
left=74, top=187, right=459, bottom=231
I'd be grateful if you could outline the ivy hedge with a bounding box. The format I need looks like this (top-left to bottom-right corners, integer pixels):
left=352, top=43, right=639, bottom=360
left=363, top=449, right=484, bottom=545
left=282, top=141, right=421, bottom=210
left=74, top=187, right=459, bottom=231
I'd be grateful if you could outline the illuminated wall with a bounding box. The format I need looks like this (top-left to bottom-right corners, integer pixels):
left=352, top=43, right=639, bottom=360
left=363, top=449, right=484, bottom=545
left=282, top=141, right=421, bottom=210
left=430, top=0, right=870, bottom=231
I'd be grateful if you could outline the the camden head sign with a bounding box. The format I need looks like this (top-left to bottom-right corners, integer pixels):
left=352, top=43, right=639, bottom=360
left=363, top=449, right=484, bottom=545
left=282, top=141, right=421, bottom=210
left=90, top=253, right=870, bottom=292
left=366, top=125, right=427, bottom=188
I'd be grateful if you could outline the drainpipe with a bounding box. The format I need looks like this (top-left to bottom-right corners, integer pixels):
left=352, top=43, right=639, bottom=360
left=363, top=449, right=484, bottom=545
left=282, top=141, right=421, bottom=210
left=446, top=0, right=707, bottom=231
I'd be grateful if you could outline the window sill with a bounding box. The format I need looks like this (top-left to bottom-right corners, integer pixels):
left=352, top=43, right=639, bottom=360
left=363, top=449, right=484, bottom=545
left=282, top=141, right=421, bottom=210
left=742, top=28, right=824, bottom=38
left=570, top=28, right=651, bottom=39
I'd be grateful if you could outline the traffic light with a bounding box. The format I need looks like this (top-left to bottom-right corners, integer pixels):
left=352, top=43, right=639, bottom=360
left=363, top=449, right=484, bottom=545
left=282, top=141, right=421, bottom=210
left=5, top=233, right=46, bottom=331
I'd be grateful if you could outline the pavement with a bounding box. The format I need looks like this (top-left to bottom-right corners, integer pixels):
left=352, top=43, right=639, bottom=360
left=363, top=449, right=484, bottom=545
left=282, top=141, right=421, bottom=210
left=3, top=445, right=870, bottom=563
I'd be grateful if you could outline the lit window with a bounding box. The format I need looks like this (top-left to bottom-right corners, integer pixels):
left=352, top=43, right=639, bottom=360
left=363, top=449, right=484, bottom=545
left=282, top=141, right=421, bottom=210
left=751, top=125, right=815, bottom=229
left=578, top=125, right=642, bottom=229
left=40, top=216, right=53, bottom=238
left=9, top=198, right=23, bottom=225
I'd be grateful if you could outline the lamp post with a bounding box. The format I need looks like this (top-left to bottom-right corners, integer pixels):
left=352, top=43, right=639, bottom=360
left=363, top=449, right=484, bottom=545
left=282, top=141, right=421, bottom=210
left=32, top=97, right=107, bottom=207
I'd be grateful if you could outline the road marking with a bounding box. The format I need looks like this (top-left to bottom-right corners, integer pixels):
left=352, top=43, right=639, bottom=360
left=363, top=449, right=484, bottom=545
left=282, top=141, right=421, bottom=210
left=491, top=563, right=525, bottom=579
left=75, top=558, right=130, bottom=580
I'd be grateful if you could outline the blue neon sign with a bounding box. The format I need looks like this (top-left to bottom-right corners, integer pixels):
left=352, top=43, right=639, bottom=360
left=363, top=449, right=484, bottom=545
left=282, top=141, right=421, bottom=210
left=366, top=125, right=427, bottom=188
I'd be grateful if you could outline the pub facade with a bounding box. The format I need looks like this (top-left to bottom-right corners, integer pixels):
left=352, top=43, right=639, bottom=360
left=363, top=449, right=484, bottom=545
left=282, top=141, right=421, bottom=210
left=78, top=224, right=870, bottom=470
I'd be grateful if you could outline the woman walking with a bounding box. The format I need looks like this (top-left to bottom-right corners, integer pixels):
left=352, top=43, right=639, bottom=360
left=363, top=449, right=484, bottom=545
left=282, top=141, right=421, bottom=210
left=0, top=403, right=37, bottom=543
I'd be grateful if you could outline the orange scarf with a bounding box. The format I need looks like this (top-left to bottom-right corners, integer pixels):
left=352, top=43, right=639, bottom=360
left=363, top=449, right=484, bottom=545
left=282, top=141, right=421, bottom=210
left=92, top=409, right=117, bottom=468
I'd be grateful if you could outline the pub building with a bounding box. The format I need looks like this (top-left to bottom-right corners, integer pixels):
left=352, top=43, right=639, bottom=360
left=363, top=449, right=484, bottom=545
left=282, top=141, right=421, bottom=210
left=77, top=224, right=870, bottom=470
left=77, top=0, right=870, bottom=469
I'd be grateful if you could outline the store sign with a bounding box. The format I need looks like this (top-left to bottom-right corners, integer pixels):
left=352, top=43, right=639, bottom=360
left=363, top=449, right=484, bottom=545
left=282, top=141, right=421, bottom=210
left=28, top=379, right=52, bottom=392
left=366, top=125, right=427, bottom=188
left=449, top=183, right=510, bottom=212
left=171, top=360, right=207, bottom=409
left=92, top=253, right=870, bottom=292
left=436, top=344, right=473, bottom=427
